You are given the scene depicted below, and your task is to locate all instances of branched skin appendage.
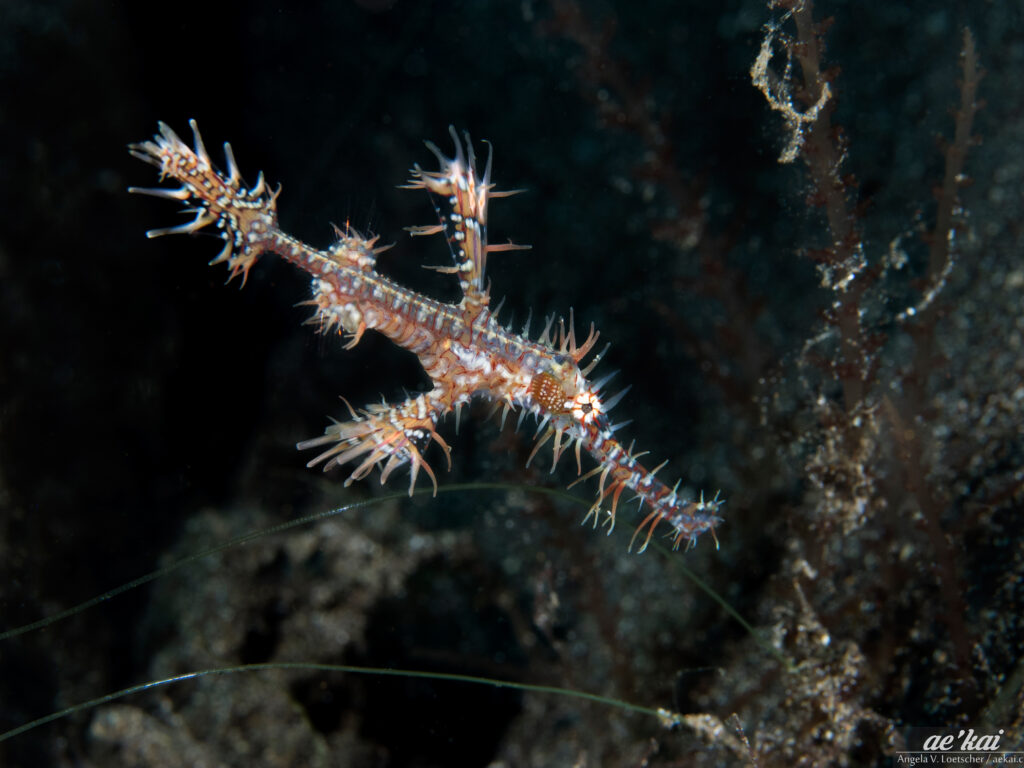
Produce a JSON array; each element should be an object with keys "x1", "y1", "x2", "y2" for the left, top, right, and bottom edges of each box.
[{"x1": 130, "y1": 121, "x2": 724, "y2": 551}]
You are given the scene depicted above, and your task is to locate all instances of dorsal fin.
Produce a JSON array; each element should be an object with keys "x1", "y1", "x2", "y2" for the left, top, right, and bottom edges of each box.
[{"x1": 403, "y1": 127, "x2": 526, "y2": 309}]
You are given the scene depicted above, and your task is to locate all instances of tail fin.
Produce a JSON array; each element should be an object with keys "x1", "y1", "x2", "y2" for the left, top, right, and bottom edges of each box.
[{"x1": 129, "y1": 120, "x2": 280, "y2": 286}]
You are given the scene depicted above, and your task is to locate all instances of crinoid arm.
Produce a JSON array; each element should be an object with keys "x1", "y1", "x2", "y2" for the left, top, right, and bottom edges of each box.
[{"x1": 297, "y1": 394, "x2": 452, "y2": 496}]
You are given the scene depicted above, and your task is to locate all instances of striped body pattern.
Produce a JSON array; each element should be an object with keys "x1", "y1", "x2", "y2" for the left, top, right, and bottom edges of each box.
[{"x1": 130, "y1": 121, "x2": 723, "y2": 551}]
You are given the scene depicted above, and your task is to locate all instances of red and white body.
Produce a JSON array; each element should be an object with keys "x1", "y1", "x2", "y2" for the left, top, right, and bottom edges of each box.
[{"x1": 130, "y1": 121, "x2": 722, "y2": 551}]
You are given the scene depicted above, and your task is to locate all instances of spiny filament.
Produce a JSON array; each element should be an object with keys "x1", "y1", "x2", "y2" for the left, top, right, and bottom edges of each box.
[{"x1": 130, "y1": 120, "x2": 724, "y2": 552}]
